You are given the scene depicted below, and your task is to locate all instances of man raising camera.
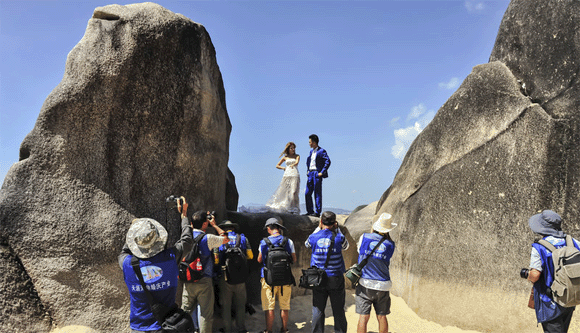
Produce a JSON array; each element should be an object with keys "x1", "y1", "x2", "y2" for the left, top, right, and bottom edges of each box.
[
  {"x1": 179, "y1": 207, "x2": 229, "y2": 333},
  {"x1": 118, "y1": 198, "x2": 194, "y2": 332}
]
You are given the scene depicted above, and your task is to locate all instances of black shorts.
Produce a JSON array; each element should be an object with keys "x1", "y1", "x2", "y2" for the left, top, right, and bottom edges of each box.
[{"x1": 355, "y1": 284, "x2": 391, "y2": 316}]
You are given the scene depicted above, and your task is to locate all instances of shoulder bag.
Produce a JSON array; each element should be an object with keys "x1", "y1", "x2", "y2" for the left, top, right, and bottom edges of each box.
[{"x1": 299, "y1": 232, "x2": 335, "y2": 289}]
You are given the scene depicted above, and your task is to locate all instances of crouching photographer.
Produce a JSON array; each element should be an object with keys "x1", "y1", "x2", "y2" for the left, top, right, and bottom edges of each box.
[
  {"x1": 522, "y1": 210, "x2": 580, "y2": 333},
  {"x1": 118, "y1": 196, "x2": 195, "y2": 333}
]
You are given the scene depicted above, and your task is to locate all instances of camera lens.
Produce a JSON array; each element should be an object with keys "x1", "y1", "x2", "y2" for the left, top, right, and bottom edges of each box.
[{"x1": 520, "y1": 268, "x2": 529, "y2": 279}]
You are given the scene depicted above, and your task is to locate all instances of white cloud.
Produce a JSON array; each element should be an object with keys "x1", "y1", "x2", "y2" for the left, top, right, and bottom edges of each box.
[
  {"x1": 407, "y1": 103, "x2": 426, "y2": 121},
  {"x1": 418, "y1": 111, "x2": 436, "y2": 128},
  {"x1": 392, "y1": 122, "x2": 422, "y2": 160},
  {"x1": 465, "y1": 1, "x2": 485, "y2": 12},
  {"x1": 390, "y1": 116, "x2": 401, "y2": 127},
  {"x1": 391, "y1": 106, "x2": 436, "y2": 160},
  {"x1": 439, "y1": 77, "x2": 460, "y2": 90}
]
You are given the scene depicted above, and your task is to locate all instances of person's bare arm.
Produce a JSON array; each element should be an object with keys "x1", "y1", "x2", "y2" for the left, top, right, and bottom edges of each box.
[
  {"x1": 275, "y1": 157, "x2": 286, "y2": 170},
  {"x1": 528, "y1": 269, "x2": 541, "y2": 283}
]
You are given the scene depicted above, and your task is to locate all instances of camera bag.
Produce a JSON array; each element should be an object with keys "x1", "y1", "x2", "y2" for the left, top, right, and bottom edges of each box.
[
  {"x1": 131, "y1": 256, "x2": 195, "y2": 333},
  {"x1": 299, "y1": 233, "x2": 335, "y2": 289},
  {"x1": 345, "y1": 234, "x2": 388, "y2": 287},
  {"x1": 538, "y1": 235, "x2": 580, "y2": 307},
  {"x1": 223, "y1": 234, "x2": 249, "y2": 285},
  {"x1": 263, "y1": 236, "x2": 295, "y2": 295}
]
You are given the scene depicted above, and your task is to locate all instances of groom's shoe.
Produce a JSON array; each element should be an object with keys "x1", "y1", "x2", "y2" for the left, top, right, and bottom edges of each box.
[{"x1": 307, "y1": 213, "x2": 320, "y2": 218}]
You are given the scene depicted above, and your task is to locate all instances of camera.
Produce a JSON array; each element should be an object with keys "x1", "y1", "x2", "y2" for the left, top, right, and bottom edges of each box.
[
  {"x1": 520, "y1": 268, "x2": 530, "y2": 279},
  {"x1": 166, "y1": 195, "x2": 183, "y2": 209},
  {"x1": 206, "y1": 211, "x2": 216, "y2": 221}
]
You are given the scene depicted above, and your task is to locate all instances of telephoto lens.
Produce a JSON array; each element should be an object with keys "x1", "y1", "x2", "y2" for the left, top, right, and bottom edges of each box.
[{"x1": 520, "y1": 268, "x2": 530, "y2": 279}]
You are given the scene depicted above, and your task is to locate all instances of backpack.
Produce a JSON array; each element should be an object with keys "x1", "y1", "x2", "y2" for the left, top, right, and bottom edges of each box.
[
  {"x1": 538, "y1": 235, "x2": 580, "y2": 307},
  {"x1": 223, "y1": 234, "x2": 248, "y2": 285},
  {"x1": 178, "y1": 232, "x2": 206, "y2": 282},
  {"x1": 264, "y1": 236, "x2": 294, "y2": 287}
]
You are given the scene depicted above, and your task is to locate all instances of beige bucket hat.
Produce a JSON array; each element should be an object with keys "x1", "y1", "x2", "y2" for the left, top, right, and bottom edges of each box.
[
  {"x1": 126, "y1": 218, "x2": 168, "y2": 259},
  {"x1": 372, "y1": 213, "x2": 398, "y2": 234}
]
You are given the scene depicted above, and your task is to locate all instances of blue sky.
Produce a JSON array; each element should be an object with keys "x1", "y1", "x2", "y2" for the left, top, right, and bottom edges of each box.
[{"x1": 0, "y1": 0, "x2": 510, "y2": 211}]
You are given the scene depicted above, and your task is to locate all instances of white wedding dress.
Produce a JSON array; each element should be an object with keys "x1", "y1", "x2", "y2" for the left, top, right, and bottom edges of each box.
[
  {"x1": 238, "y1": 158, "x2": 301, "y2": 214},
  {"x1": 265, "y1": 158, "x2": 301, "y2": 214}
]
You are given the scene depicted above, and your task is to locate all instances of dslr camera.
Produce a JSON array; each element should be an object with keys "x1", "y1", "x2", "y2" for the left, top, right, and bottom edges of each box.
[
  {"x1": 166, "y1": 195, "x2": 183, "y2": 209},
  {"x1": 206, "y1": 211, "x2": 216, "y2": 221},
  {"x1": 520, "y1": 268, "x2": 530, "y2": 279}
]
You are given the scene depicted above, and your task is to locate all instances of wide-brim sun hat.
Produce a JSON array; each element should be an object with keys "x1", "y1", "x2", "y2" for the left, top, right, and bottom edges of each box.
[
  {"x1": 372, "y1": 213, "x2": 398, "y2": 234},
  {"x1": 263, "y1": 217, "x2": 286, "y2": 230},
  {"x1": 126, "y1": 218, "x2": 168, "y2": 259},
  {"x1": 218, "y1": 220, "x2": 239, "y2": 230},
  {"x1": 528, "y1": 209, "x2": 565, "y2": 238}
]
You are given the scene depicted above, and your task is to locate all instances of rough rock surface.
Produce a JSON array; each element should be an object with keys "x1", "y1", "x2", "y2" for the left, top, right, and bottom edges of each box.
[
  {"x1": 375, "y1": 0, "x2": 580, "y2": 331},
  {"x1": 225, "y1": 167, "x2": 239, "y2": 211},
  {"x1": 0, "y1": 3, "x2": 231, "y2": 332},
  {"x1": 343, "y1": 201, "x2": 378, "y2": 242},
  {"x1": 226, "y1": 211, "x2": 358, "y2": 301}
]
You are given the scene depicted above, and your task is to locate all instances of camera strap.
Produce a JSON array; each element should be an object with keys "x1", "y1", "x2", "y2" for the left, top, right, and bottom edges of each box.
[
  {"x1": 322, "y1": 232, "x2": 336, "y2": 269},
  {"x1": 131, "y1": 256, "x2": 169, "y2": 322},
  {"x1": 358, "y1": 234, "x2": 388, "y2": 269}
]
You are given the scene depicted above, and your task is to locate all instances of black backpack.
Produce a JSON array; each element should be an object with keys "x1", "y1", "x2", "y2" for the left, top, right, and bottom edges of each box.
[
  {"x1": 223, "y1": 234, "x2": 249, "y2": 285},
  {"x1": 178, "y1": 232, "x2": 206, "y2": 282},
  {"x1": 264, "y1": 236, "x2": 294, "y2": 288}
]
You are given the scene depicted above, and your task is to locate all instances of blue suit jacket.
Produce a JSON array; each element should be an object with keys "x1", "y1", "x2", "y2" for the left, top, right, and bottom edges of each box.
[{"x1": 306, "y1": 147, "x2": 331, "y2": 178}]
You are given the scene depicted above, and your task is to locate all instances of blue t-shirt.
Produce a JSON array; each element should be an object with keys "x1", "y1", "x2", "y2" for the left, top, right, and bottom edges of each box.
[{"x1": 122, "y1": 248, "x2": 178, "y2": 331}]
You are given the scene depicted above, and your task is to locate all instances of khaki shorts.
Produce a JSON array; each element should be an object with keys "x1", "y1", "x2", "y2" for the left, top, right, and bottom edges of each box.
[{"x1": 260, "y1": 278, "x2": 291, "y2": 311}]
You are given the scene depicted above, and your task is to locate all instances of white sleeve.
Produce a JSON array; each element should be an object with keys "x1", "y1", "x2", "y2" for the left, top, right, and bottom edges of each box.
[
  {"x1": 305, "y1": 234, "x2": 312, "y2": 248},
  {"x1": 530, "y1": 247, "x2": 542, "y2": 271},
  {"x1": 206, "y1": 234, "x2": 226, "y2": 250},
  {"x1": 341, "y1": 235, "x2": 349, "y2": 251},
  {"x1": 288, "y1": 239, "x2": 296, "y2": 254}
]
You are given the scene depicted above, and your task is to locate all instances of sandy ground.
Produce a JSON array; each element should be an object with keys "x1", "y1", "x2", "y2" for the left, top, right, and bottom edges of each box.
[
  {"x1": 243, "y1": 292, "x2": 483, "y2": 333},
  {"x1": 51, "y1": 292, "x2": 482, "y2": 333}
]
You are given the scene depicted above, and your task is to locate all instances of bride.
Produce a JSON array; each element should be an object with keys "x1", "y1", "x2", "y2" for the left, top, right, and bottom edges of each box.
[{"x1": 265, "y1": 142, "x2": 301, "y2": 214}]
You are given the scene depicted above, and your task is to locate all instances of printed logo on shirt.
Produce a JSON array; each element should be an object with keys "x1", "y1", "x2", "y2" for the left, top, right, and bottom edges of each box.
[
  {"x1": 369, "y1": 241, "x2": 387, "y2": 254},
  {"x1": 140, "y1": 265, "x2": 164, "y2": 283},
  {"x1": 317, "y1": 238, "x2": 332, "y2": 248}
]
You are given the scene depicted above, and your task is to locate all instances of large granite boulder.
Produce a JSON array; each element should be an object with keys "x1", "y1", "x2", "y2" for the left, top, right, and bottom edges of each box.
[
  {"x1": 0, "y1": 3, "x2": 232, "y2": 332},
  {"x1": 375, "y1": 0, "x2": 580, "y2": 332}
]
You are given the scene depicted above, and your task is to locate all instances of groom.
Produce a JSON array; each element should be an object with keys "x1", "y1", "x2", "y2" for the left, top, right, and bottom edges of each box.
[{"x1": 305, "y1": 134, "x2": 331, "y2": 217}]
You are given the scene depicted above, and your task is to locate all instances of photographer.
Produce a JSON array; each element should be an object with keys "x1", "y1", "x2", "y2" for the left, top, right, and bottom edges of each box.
[
  {"x1": 118, "y1": 199, "x2": 193, "y2": 332},
  {"x1": 524, "y1": 210, "x2": 580, "y2": 333},
  {"x1": 355, "y1": 213, "x2": 396, "y2": 333},
  {"x1": 180, "y1": 208, "x2": 228, "y2": 333},
  {"x1": 304, "y1": 211, "x2": 349, "y2": 333}
]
